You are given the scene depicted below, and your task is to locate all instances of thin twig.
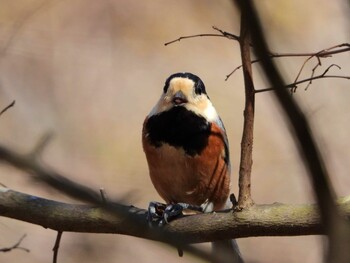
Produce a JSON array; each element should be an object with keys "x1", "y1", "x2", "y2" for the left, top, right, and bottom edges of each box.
[
  {"x1": 301, "y1": 58, "x2": 322, "y2": 92},
  {"x1": 52, "y1": 231, "x2": 63, "y2": 263},
  {"x1": 267, "y1": 44, "x2": 350, "y2": 59},
  {"x1": 164, "y1": 33, "x2": 226, "y2": 46},
  {"x1": 164, "y1": 26, "x2": 240, "y2": 46},
  {"x1": 255, "y1": 75, "x2": 349, "y2": 94},
  {"x1": 226, "y1": 65, "x2": 244, "y2": 80},
  {"x1": 0, "y1": 100, "x2": 15, "y2": 117},
  {"x1": 0, "y1": 234, "x2": 30, "y2": 253},
  {"x1": 294, "y1": 44, "x2": 350, "y2": 84},
  {"x1": 212, "y1": 26, "x2": 241, "y2": 41},
  {"x1": 322, "y1": 64, "x2": 341, "y2": 76},
  {"x1": 304, "y1": 64, "x2": 341, "y2": 91},
  {"x1": 226, "y1": 44, "x2": 350, "y2": 81}
]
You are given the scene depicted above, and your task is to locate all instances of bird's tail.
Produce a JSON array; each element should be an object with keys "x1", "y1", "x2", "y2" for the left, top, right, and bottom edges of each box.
[{"x1": 212, "y1": 239, "x2": 243, "y2": 263}]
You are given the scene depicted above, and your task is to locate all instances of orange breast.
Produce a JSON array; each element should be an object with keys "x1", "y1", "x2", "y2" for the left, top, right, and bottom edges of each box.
[{"x1": 142, "y1": 120, "x2": 230, "y2": 211}]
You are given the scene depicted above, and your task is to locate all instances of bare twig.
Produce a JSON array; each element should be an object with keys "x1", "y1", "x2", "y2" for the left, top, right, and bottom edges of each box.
[
  {"x1": 322, "y1": 64, "x2": 342, "y2": 76},
  {"x1": 301, "y1": 58, "x2": 322, "y2": 92},
  {"x1": 304, "y1": 64, "x2": 341, "y2": 91},
  {"x1": 164, "y1": 33, "x2": 226, "y2": 46},
  {"x1": 226, "y1": 44, "x2": 350, "y2": 81},
  {"x1": 226, "y1": 64, "x2": 244, "y2": 80},
  {"x1": 164, "y1": 26, "x2": 240, "y2": 46},
  {"x1": 294, "y1": 44, "x2": 349, "y2": 84},
  {"x1": 0, "y1": 234, "x2": 30, "y2": 253},
  {"x1": 164, "y1": 27, "x2": 349, "y2": 86},
  {"x1": 255, "y1": 75, "x2": 349, "y2": 94},
  {"x1": 269, "y1": 44, "x2": 350, "y2": 58},
  {"x1": 211, "y1": 26, "x2": 241, "y2": 41},
  {"x1": 52, "y1": 231, "x2": 63, "y2": 263},
  {"x1": 0, "y1": 100, "x2": 15, "y2": 117}
]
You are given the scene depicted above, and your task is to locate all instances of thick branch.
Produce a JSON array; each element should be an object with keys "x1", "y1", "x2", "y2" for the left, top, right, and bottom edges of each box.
[{"x1": 1, "y1": 187, "x2": 350, "y2": 243}]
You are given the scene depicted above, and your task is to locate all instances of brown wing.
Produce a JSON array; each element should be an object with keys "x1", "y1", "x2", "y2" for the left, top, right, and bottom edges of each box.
[{"x1": 190, "y1": 122, "x2": 231, "y2": 210}]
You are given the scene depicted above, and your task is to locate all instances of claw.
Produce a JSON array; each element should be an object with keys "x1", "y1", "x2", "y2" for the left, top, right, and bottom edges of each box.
[
  {"x1": 147, "y1": 201, "x2": 203, "y2": 226},
  {"x1": 147, "y1": 201, "x2": 166, "y2": 225},
  {"x1": 230, "y1": 193, "x2": 238, "y2": 207},
  {"x1": 162, "y1": 203, "x2": 183, "y2": 224}
]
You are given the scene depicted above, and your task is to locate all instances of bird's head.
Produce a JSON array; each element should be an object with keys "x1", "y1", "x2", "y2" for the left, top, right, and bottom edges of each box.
[{"x1": 149, "y1": 72, "x2": 218, "y2": 121}]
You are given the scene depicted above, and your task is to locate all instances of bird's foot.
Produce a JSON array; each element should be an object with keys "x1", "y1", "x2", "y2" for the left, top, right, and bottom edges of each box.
[
  {"x1": 147, "y1": 201, "x2": 203, "y2": 226},
  {"x1": 147, "y1": 201, "x2": 166, "y2": 225}
]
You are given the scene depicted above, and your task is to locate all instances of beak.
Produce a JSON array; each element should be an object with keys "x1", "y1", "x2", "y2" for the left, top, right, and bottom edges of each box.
[{"x1": 172, "y1": 91, "x2": 188, "y2": 105}]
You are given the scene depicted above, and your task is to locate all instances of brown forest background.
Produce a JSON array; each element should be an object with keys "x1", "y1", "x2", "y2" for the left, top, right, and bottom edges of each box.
[{"x1": 0, "y1": 0, "x2": 349, "y2": 262}]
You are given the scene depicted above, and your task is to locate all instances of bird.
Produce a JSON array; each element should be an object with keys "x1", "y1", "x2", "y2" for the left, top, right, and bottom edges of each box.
[{"x1": 142, "y1": 72, "x2": 243, "y2": 263}]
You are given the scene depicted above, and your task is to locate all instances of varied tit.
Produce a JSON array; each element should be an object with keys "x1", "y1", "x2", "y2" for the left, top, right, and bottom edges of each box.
[{"x1": 142, "y1": 72, "x2": 231, "y2": 213}]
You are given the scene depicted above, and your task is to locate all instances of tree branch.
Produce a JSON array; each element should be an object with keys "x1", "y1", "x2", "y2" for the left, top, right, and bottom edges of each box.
[
  {"x1": 1, "y1": 187, "x2": 350, "y2": 242},
  {"x1": 236, "y1": 1, "x2": 255, "y2": 209},
  {"x1": 1, "y1": 140, "x2": 349, "y2": 244}
]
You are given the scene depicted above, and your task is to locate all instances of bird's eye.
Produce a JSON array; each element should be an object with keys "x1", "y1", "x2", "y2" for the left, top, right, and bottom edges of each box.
[
  {"x1": 194, "y1": 81, "x2": 206, "y2": 95},
  {"x1": 163, "y1": 83, "x2": 169, "y2": 93}
]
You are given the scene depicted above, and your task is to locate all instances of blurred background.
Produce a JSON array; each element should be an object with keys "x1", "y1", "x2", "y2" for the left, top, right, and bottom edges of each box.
[{"x1": 0, "y1": 0, "x2": 349, "y2": 262}]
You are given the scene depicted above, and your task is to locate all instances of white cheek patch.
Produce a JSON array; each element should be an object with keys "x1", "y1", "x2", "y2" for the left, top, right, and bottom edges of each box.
[
  {"x1": 202, "y1": 103, "x2": 219, "y2": 122},
  {"x1": 184, "y1": 100, "x2": 219, "y2": 123}
]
